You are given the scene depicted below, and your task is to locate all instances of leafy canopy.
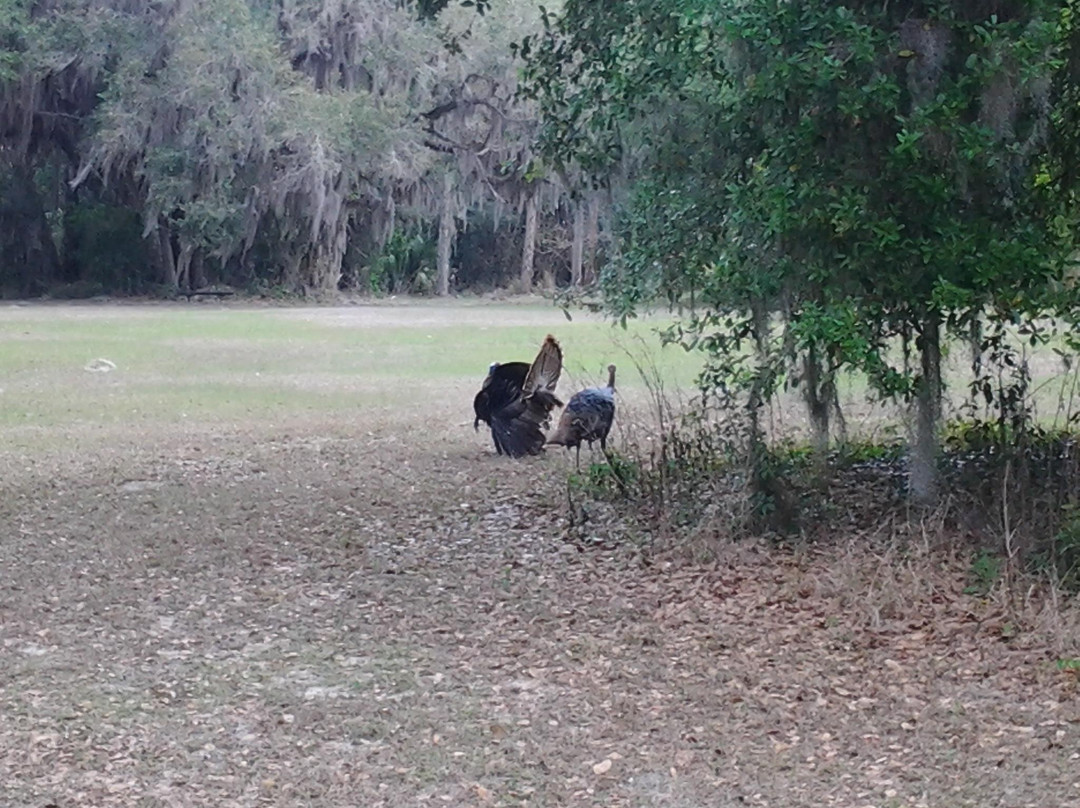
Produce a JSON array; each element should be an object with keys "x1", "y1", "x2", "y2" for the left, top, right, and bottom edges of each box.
[{"x1": 525, "y1": 0, "x2": 1079, "y2": 403}]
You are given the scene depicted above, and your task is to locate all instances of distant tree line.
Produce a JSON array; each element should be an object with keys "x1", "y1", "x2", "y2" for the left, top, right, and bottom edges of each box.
[{"x1": 0, "y1": 0, "x2": 604, "y2": 298}]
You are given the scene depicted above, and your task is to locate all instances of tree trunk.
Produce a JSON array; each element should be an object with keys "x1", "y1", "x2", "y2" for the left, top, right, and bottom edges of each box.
[
  {"x1": 570, "y1": 201, "x2": 585, "y2": 287},
  {"x1": 282, "y1": 246, "x2": 304, "y2": 293},
  {"x1": 747, "y1": 301, "x2": 796, "y2": 531},
  {"x1": 520, "y1": 190, "x2": 538, "y2": 292},
  {"x1": 175, "y1": 241, "x2": 195, "y2": 292},
  {"x1": 803, "y1": 342, "x2": 831, "y2": 458},
  {"x1": 153, "y1": 222, "x2": 178, "y2": 288},
  {"x1": 436, "y1": 169, "x2": 455, "y2": 296},
  {"x1": 910, "y1": 313, "x2": 943, "y2": 506},
  {"x1": 190, "y1": 250, "x2": 207, "y2": 290},
  {"x1": 383, "y1": 194, "x2": 396, "y2": 248},
  {"x1": 584, "y1": 195, "x2": 600, "y2": 285},
  {"x1": 831, "y1": 382, "x2": 848, "y2": 444},
  {"x1": 969, "y1": 317, "x2": 982, "y2": 380},
  {"x1": 802, "y1": 342, "x2": 846, "y2": 486},
  {"x1": 304, "y1": 215, "x2": 348, "y2": 296}
]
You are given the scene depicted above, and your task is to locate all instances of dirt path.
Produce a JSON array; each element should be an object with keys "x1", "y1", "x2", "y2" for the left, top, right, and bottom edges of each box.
[{"x1": 1, "y1": 302, "x2": 1077, "y2": 807}]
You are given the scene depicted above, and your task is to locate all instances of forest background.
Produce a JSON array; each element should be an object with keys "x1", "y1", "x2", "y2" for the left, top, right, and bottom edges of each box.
[{"x1": 6, "y1": 0, "x2": 1080, "y2": 571}]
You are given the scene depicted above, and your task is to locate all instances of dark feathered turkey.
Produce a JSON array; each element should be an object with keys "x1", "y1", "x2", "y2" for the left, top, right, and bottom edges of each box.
[
  {"x1": 473, "y1": 335, "x2": 563, "y2": 457},
  {"x1": 547, "y1": 364, "x2": 616, "y2": 465}
]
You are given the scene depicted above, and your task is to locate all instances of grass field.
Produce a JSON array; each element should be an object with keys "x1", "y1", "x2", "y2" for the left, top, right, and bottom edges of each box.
[
  {"x1": 0, "y1": 299, "x2": 701, "y2": 439},
  {"x1": 1, "y1": 299, "x2": 1078, "y2": 808}
]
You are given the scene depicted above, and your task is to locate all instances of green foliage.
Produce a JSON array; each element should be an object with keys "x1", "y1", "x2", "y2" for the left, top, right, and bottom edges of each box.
[
  {"x1": 1049, "y1": 506, "x2": 1080, "y2": 591},
  {"x1": 368, "y1": 228, "x2": 437, "y2": 295},
  {"x1": 415, "y1": 0, "x2": 491, "y2": 21},
  {"x1": 1, "y1": 0, "x2": 554, "y2": 296},
  {"x1": 526, "y1": 0, "x2": 1080, "y2": 506},
  {"x1": 0, "y1": 0, "x2": 29, "y2": 80},
  {"x1": 95, "y1": 0, "x2": 311, "y2": 262},
  {"x1": 565, "y1": 453, "x2": 630, "y2": 499},
  {"x1": 965, "y1": 550, "x2": 1003, "y2": 596},
  {"x1": 833, "y1": 440, "x2": 905, "y2": 465}
]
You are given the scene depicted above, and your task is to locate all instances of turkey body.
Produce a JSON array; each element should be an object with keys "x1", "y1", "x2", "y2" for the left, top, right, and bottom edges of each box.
[
  {"x1": 547, "y1": 364, "x2": 616, "y2": 464},
  {"x1": 473, "y1": 336, "x2": 563, "y2": 457}
]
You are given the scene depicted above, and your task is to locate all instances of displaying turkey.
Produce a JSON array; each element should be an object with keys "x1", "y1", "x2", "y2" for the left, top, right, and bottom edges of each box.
[
  {"x1": 473, "y1": 335, "x2": 564, "y2": 457},
  {"x1": 547, "y1": 364, "x2": 616, "y2": 466}
]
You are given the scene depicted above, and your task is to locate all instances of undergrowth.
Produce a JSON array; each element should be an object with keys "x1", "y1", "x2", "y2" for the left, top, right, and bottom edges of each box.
[{"x1": 563, "y1": 346, "x2": 1080, "y2": 598}]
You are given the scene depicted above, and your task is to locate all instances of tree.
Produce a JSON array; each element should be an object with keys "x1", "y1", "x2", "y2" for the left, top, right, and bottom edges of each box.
[
  {"x1": 81, "y1": 0, "x2": 436, "y2": 295},
  {"x1": 0, "y1": 0, "x2": 559, "y2": 298},
  {"x1": 419, "y1": 1, "x2": 557, "y2": 294},
  {"x1": 525, "y1": 0, "x2": 1080, "y2": 505}
]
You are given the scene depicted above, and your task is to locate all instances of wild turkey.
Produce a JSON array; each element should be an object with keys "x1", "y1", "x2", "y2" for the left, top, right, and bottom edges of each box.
[
  {"x1": 473, "y1": 335, "x2": 563, "y2": 457},
  {"x1": 547, "y1": 364, "x2": 616, "y2": 466}
]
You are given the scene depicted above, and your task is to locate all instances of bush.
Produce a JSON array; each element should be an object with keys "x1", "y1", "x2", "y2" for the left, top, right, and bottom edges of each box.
[
  {"x1": 563, "y1": 386, "x2": 1080, "y2": 573},
  {"x1": 367, "y1": 228, "x2": 437, "y2": 295},
  {"x1": 1044, "y1": 507, "x2": 1080, "y2": 592}
]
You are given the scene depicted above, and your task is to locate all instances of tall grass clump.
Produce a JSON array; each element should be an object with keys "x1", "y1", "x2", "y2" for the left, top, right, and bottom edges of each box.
[{"x1": 562, "y1": 349, "x2": 802, "y2": 556}]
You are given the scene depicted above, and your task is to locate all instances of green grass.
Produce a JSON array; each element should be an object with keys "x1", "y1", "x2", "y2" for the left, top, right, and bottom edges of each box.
[
  {"x1": 4, "y1": 301, "x2": 1075, "y2": 448},
  {"x1": 0, "y1": 302, "x2": 704, "y2": 435}
]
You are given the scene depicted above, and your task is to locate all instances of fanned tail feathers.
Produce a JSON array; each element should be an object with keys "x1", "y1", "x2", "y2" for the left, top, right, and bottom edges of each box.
[
  {"x1": 522, "y1": 335, "x2": 562, "y2": 398},
  {"x1": 520, "y1": 335, "x2": 564, "y2": 434}
]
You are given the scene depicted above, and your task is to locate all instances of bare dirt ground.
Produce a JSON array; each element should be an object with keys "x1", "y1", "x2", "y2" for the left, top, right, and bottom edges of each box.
[{"x1": 1, "y1": 303, "x2": 1078, "y2": 808}]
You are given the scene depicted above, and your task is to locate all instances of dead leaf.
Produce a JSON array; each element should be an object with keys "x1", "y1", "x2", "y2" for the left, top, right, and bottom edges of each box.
[{"x1": 473, "y1": 783, "x2": 492, "y2": 802}]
